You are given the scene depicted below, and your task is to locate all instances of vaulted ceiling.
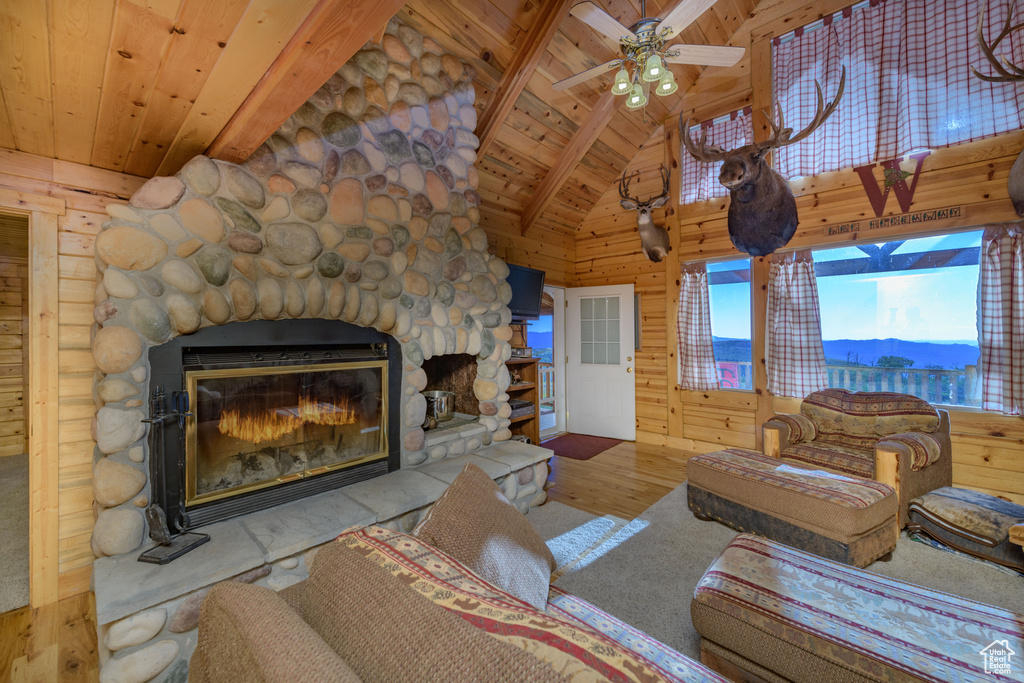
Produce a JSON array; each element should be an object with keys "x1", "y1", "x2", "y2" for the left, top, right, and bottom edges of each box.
[{"x1": 0, "y1": 0, "x2": 791, "y2": 248}]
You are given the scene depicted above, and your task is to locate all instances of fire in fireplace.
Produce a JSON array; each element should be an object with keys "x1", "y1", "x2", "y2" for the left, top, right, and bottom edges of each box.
[{"x1": 148, "y1": 320, "x2": 401, "y2": 532}]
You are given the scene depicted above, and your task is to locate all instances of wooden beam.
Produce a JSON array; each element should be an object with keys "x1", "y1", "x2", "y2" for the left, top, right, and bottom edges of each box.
[
  {"x1": 28, "y1": 208, "x2": 60, "y2": 607},
  {"x1": 475, "y1": 0, "x2": 574, "y2": 158},
  {"x1": 750, "y1": 37, "x2": 773, "y2": 449},
  {"x1": 206, "y1": 0, "x2": 406, "y2": 165},
  {"x1": 521, "y1": 89, "x2": 620, "y2": 235}
]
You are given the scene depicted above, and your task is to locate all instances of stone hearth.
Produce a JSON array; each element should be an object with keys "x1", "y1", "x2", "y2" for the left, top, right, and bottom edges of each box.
[{"x1": 87, "y1": 17, "x2": 551, "y2": 683}]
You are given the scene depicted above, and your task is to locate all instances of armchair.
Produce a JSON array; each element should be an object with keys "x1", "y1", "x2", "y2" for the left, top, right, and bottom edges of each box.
[{"x1": 763, "y1": 389, "x2": 952, "y2": 527}]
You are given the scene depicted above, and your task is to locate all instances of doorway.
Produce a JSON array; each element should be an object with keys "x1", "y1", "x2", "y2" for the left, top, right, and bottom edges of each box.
[
  {"x1": 0, "y1": 213, "x2": 29, "y2": 613},
  {"x1": 537, "y1": 286, "x2": 565, "y2": 439}
]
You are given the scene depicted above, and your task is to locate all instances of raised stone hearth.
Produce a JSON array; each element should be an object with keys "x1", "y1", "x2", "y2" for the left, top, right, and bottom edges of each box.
[{"x1": 88, "y1": 17, "x2": 552, "y2": 683}]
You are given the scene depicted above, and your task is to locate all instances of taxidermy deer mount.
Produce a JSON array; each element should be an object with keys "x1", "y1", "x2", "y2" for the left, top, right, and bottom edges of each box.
[
  {"x1": 680, "y1": 68, "x2": 846, "y2": 257},
  {"x1": 972, "y1": 1, "x2": 1024, "y2": 216},
  {"x1": 619, "y1": 165, "x2": 671, "y2": 263}
]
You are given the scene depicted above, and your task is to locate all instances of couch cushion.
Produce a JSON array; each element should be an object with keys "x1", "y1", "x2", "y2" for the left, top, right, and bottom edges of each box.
[
  {"x1": 802, "y1": 389, "x2": 940, "y2": 447},
  {"x1": 313, "y1": 526, "x2": 721, "y2": 683},
  {"x1": 412, "y1": 462, "x2": 555, "y2": 609},
  {"x1": 191, "y1": 582, "x2": 361, "y2": 683},
  {"x1": 692, "y1": 534, "x2": 1024, "y2": 683},
  {"x1": 782, "y1": 442, "x2": 875, "y2": 479}
]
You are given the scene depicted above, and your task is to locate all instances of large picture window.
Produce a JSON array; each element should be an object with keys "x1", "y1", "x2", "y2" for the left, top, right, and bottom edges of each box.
[
  {"x1": 708, "y1": 259, "x2": 753, "y2": 390},
  {"x1": 814, "y1": 231, "x2": 983, "y2": 406}
]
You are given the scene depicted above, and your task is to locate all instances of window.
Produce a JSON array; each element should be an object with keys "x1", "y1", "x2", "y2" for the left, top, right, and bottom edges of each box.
[
  {"x1": 580, "y1": 296, "x2": 619, "y2": 365},
  {"x1": 708, "y1": 259, "x2": 752, "y2": 390},
  {"x1": 814, "y1": 231, "x2": 982, "y2": 406}
]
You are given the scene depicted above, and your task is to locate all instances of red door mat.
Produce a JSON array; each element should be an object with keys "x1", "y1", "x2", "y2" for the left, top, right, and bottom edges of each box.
[{"x1": 542, "y1": 433, "x2": 622, "y2": 461}]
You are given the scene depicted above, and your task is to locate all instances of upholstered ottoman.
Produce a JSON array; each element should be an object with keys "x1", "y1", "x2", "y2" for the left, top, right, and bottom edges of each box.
[
  {"x1": 687, "y1": 448, "x2": 898, "y2": 567},
  {"x1": 908, "y1": 486, "x2": 1024, "y2": 572},
  {"x1": 692, "y1": 534, "x2": 1024, "y2": 683}
]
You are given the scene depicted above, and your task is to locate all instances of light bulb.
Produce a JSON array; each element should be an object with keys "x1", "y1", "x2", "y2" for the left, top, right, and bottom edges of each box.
[
  {"x1": 656, "y1": 70, "x2": 677, "y2": 96},
  {"x1": 611, "y1": 68, "x2": 631, "y2": 95},
  {"x1": 642, "y1": 54, "x2": 663, "y2": 82},
  {"x1": 625, "y1": 82, "x2": 648, "y2": 109}
]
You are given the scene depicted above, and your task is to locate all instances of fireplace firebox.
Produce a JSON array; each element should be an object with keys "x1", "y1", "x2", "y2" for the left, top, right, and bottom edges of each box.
[{"x1": 148, "y1": 320, "x2": 401, "y2": 533}]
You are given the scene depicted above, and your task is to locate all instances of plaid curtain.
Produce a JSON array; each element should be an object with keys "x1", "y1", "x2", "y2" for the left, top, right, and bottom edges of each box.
[
  {"x1": 979, "y1": 224, "x2": 1024, "y2": 415},
  {"x1": 766, "y1": 251, "x2": 828, "y2": 397},
  {"x1": 679, "y1": 108, "x2": 753, "y2": 204},
  {"x1": 772, "y1": 0, "x2": 1024, "y2": 178},
  {"x1": 677, "y1": 263, "x2": 720, "y2": 390}
]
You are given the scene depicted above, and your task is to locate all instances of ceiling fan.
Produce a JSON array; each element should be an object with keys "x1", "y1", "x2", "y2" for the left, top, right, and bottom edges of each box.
[{"x1": 554, "y1": 0, "x2": 745, "y2": 105}]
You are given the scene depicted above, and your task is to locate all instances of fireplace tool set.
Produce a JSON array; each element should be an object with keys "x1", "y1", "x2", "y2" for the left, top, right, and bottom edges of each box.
[{"x1": 138, "y1": 385, "x2": 210, "y2": 564}]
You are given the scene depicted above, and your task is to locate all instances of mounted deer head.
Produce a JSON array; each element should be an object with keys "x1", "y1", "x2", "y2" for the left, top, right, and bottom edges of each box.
[
  {"x1": 972, "y1": 1, "x2": 1024, "y2": 216},
  {"x1": 680, "y1": 67, "x2": 846, "y2": 256},
  {"x1": 619, "y1": 165, "x2": 671, "y2": 263}
]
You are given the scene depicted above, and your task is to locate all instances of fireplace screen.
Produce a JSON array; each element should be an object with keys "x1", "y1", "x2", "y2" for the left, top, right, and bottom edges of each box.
[{"x1": 185, "y1": 360, "x2": 387, "y2": 506}]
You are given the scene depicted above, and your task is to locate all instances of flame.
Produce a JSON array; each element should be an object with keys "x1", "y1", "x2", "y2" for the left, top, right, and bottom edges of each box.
[{"x1": 217, "y1": 394, "x2": 359, "y2": 445}]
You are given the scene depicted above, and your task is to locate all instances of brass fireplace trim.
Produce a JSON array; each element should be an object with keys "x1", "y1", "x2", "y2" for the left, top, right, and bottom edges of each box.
[{"x1": 184, "y1": 359, "x2": 389, "y2": 507}]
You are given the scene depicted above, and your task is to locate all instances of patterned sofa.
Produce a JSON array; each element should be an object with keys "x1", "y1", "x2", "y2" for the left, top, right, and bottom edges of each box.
[
  {"x1": 763, "y1": 389, "x2": 953, "y2": 526},
  {"x1": 189, "y1": 526, "x2": 728, "y2": 683}
]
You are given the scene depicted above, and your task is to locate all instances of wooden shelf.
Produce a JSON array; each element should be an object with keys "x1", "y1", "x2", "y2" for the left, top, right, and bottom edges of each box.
[{"x1": 505, "y1": 356, "x2": 540, "y2": 444}]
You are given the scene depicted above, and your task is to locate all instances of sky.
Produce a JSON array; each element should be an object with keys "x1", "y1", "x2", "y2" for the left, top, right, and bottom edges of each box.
[{"x1": 708, "y1": 230, "x2": 983, "y2": 343}]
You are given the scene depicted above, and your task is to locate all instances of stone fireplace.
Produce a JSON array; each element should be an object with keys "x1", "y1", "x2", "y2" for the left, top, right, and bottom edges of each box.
[{"x1": 87, "y1": 18, "x2": 552, "y2": 682}]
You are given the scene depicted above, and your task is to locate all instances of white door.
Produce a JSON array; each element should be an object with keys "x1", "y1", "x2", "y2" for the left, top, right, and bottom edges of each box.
[
  {"x1": 566, "y1": 284, "x2": 635, "y2": 440},
  {"x1": 541, "y1": 286, "x2": 566, "y2": 439}
]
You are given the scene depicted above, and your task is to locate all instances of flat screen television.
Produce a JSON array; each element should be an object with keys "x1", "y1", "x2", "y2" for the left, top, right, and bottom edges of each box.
[{"x1": 506, "y1": 264, "x2": 546, "y2": 320}]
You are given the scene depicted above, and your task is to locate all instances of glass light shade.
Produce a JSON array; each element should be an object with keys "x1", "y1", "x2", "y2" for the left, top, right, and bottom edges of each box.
[
  {"x1": 611, "y1": 68, "x2": 631, "y2": 95},
  {"x1": 656, "y1": 71, "x2": 678, "y2": 96},
  {"x1": 625, "y1": 82, "x2": 648, "y2": 109},
  {"x1": 642, "y1": 54, "x2": 664, "y2": 82}
]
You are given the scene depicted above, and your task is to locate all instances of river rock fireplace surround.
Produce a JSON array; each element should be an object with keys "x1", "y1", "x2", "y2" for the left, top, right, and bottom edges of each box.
[{"x1": 87, "y1": 18, "x2": 553, "y2": 683}]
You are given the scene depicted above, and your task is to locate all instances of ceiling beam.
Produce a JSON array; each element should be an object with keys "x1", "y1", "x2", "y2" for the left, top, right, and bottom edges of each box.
[
  {"x1": 475, "y1": 0, "x2": 574, "y2": 159},
  {"x1": 206, "y1": 0, "x2": 406, "y2": 165},
  {"x1": 521, "y1": 88, "x2": 620, "y2": 235}
]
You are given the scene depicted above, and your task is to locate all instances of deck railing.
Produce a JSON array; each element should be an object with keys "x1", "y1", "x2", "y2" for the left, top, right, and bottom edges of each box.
[
  {"x1": 539, "y1": 362, "x2": 555, "y2": 404},
  {"x1": 715, "y1": 361, "x2": 980, "y2": 407}
]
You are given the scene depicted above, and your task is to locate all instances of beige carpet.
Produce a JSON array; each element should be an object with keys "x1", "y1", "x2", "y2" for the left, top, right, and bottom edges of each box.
[
  {"x1": 532, "y1": 482, "x2": 1024, "y2": 663},
  {"x1": 0, "y1": 453, "x2": 30, "y2": 614}
]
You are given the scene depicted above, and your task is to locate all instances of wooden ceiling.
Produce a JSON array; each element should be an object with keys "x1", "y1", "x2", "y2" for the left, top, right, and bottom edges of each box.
[{"x1": 0, "y1": 0, "x2": 772, "y2": 248}]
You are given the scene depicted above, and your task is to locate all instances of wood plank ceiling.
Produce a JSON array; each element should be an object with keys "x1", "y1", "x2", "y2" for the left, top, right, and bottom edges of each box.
[{"x1": 0, "y1": 0, "x2": 761, "y2": 252}]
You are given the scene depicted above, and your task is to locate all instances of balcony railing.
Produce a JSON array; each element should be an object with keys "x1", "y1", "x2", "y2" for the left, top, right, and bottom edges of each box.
[
  {"x1": 715, "y1": 361, "x2": 980, "y2": 407},
  {"x1": 539, "y1": 362, "x2": 555, "y2": 403}
]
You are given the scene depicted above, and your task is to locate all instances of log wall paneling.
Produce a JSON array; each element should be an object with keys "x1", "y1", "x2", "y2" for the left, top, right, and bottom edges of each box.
[
  {"x1": 0, "y1": 147, "x2": 145, "y2": 603},
  {"x1": 0, "y1": 250, "x2": 27, "y2": 458}
]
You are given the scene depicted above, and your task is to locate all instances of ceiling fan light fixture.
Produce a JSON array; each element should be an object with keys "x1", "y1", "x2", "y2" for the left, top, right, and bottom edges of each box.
[
  {"x1": 612, "y1": 68, "x2": 631, "y2": 95},
  {"x1": 642, "y1": 54, "x2": 664, "y2": 82},
  {"x1": 626, "y1": 82, "x2": 648, "y2": 108},
  {"x1": 656, "y1": 70, "x2": 677, "y2": 96}
]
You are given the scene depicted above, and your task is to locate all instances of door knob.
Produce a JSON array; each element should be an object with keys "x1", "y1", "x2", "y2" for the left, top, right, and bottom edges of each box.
[
  {"x1": 627, "y1": 356, "x2": 633, "y2": 361},
  {"x1": 627, "y1": 367, "x2": 633, "y2": 373}
]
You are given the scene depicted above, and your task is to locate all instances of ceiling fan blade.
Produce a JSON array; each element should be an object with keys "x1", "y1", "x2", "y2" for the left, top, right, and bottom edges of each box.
[
  {"x1": 570, "y1": 1, "x2": 637, "y2": 42},
  {"x1": 552, "y1": 59, "x2": 622, "y2": 91},
  {"x1": 656, "y1": 0, "x2": 719, "y2": 41},
  {"x1": 665, "y1": 44, "x2": 745, "y2": 68}
]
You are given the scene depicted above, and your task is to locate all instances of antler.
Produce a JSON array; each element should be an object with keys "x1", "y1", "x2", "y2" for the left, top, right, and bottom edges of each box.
[
  {"x1": 619, "y1": 166, "x2": 671, "y2": 203},
  {"x1": 972, "y1": 0, "x2": 1024, "y2": 82},
  {"x1": 679, "y1": 118, "x2": 731, "y2": 163},
  {"x1": 760, "y1": 66, "x2": 847, "y2": 151}
]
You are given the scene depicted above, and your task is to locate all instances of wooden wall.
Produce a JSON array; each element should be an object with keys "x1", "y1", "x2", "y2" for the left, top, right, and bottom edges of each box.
[
  {"x1": 0, "y1": 227, "x2": 28, "y2": 458},
  {"x1": 0, "y1": 147, "x2": 146, "y2": 599}
]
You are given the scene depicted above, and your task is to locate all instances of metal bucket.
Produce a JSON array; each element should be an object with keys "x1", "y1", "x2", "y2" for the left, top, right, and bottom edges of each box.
[{"x1": 422, "y1": 390, "x2": 455, "y2": 422}]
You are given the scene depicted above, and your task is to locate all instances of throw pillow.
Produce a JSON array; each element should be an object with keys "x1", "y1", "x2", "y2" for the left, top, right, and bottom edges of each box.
[{"x1": 412, "y1": 462, "x2": 556, "y2": 610}]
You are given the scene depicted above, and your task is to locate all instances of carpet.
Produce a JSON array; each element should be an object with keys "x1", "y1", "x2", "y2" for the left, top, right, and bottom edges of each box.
[
  {"x1": 541, "y1": 482, "x2": 1024, "y2": 664},
  {"x1": 541, "y1": 433, "x2": 622, "y2": 460},
  {"x1": 0, "y1": 453, "x2": 30, "y2": 614},
  {"x1": 526, "y1": 501, "x2": 626, "y2": 577}
]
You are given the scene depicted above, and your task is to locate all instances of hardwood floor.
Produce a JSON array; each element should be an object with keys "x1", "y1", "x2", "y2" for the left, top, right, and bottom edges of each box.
[
  {"x1": 545, "y1": 439, "x2": 694, "y2": 520},
  {"x1": 0, "y1": 439, "x2": 694, "y2": 682}
]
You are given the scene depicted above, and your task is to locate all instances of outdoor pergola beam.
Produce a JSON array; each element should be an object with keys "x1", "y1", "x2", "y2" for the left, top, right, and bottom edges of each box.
[
  {"x1": 475, "y1": 0, "x2": 574, "y2": 158},
  {"x1": 206, "y1": 0, "x2": 406, "y2": 165},
  {"x1": 521, "y1": 88, "x2": 619, "y2": 235}
]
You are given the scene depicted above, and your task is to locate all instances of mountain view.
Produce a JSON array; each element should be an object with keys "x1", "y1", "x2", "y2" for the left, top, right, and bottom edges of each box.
[
  {"x1": 712, "y1": 337, "x2": 979, "y2": 369},
  {"x1": 529, "y1": 330, "x2": 553, "y2": 363}
]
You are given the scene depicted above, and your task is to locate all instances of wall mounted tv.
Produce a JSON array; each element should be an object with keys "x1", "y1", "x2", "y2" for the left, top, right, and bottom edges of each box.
[{"x1": 506, "y1": 264, "x2": 546, "y2": 320}]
